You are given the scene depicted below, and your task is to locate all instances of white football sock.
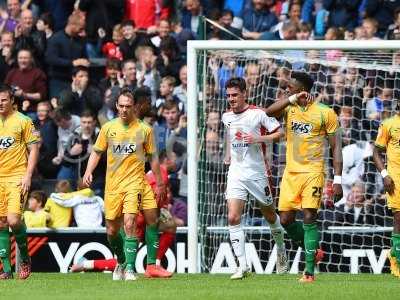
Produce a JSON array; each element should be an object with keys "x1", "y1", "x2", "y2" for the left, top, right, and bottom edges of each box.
[
  {"x1": 269, "y1": 214, "x2": 285, "y2": 252},
  {"x1": 229, "y1": 224, "x2": 247, "y2": 269}
]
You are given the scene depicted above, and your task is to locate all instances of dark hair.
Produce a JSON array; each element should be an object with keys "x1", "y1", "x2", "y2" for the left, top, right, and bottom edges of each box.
[
  {"x1": 106, "y1": 58, "x2": 121, "y2": 70},
  {"x1": 53, "y1": 108, "x2": 71, "y2": 122},
  {"x1": 225, "y1": 77, "x2": 246, "y2": 92},
  {"x1": 118, "y1": 87, "x2": 136, "y2": 104},
  {"x1": 121, "y1": 19, "x2": 135, "y2": 28},
  {"x1": 159, "y1": 149, "x2": 168, "y2": 162},
  {"x1": 72, "y1": 66, "x2": 89, "y2": 77},
  {"x1": 221, "y1": 9, "x2": 234, "y2": 19},
  {"x1": 0, "y1": 83, "x2": 13, "y2": 97},
  {"x1": 29, "y1": 190, "x2": 47, "y2": 207},
  {"x1": 163, "y1": 100, "x2": 180, "y2": 111},
  {"x1": 133, "y1": 86, "x2": 151, "y2": 104},
  {"x1": 291, "y1": 71, "x2": 314, "y2": 92},
  {"x1": 39, "y1": 12, "x2": 54, "y2": 30},
  {"x1": 80, "y1": 110, "x2": 96, "y2": 119}
]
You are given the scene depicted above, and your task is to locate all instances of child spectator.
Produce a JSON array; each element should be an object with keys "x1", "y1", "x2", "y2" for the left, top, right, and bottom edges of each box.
[
  {"x1": 50, "y1": 180, "x2": 104, "y2": 228},
  {"x1": 98, "y1": 58, "x2": 121, "y2": 94},
  {"x1": 36, "y1": 12, "x2": 54, "y2": 40},
  {"x1": 44, "y1": 180, "x2": 73, "y2": 228},
  {"x1": 155, "y1": 76, "x2": 184, "y2": 112},
  {"x1": 102, "y1": 24, "x2": 123, "y2": 60},
  {"x1": 24, "y1": 190, "x2": 50, "y2": 228}
]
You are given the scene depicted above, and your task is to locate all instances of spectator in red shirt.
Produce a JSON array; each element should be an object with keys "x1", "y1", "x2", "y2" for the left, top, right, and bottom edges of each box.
[
  {"x1": 125, "y1": 0, "x2": 170, "y2": 30},
  {"x1": 102, "y1": 24, "x2": 123, "y2": 60},
  {"x1": 4, "y1": 48, "x2": 47, "y2": 116}
]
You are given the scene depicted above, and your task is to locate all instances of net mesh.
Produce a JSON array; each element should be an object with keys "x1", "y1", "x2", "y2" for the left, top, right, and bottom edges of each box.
[{"x1": 196, "y1": 48, "x2": 398, "y2": 273}]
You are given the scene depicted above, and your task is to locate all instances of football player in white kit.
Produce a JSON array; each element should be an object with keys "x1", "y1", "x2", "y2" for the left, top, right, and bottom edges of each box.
[{"x1": 222, "y1": 77, "x2": 288, "y2": 279}]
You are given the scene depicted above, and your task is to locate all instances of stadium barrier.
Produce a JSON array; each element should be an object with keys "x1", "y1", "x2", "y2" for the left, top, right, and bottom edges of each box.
[{"x1": 8, "y1": 227, "x2": 392, "y2": 274}]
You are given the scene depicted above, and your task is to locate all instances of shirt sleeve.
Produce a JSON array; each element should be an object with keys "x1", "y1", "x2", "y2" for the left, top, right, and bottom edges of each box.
[
  {"x1": 93, "y1": 125, "x2": 108, "y2": 152},
  {"x1": 375, "y1": 121, "x2": 389, "y2": 148},
  {"x1": 260, "y1": 111, "x2": 280, "y2": 133},
  {"x1": 325, "y1": 108, "x2": 339, "y2": 135},
  {"x1": 23, "y1": 119, "x2": 40, "y2": 145},
  {"x1": 144, "y1": 127, "x2": 156, "y2": 155}
]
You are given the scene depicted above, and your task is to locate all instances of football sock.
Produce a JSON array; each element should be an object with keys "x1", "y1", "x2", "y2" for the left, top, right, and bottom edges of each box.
[
  {"x1": 269, "y1": 214, "x2": 285, "y2": 252},
  {"x1": 107, "y1": 233, "x2": 125, "y2": 264},
  {"x1": 303, "y1": 223, "x2": 319, "y2": 275},
  {"x1": 284, "y1": 221, "x2": 305, "y2": 248},
  {"x1": 146, "y1": 224, "x2": 159, "y2": 265},
  {"x1": 12, "y1": 222, "x2": 29, "y2": 262},
  {"x1": 124, "y1": 236, "x2": 138, "y2": 271},
  {"x1": 93, "y1": 259, "x2": 117, "y2": 271},
  {"x1": 0, "y1": 229, "x2": 11, "y2": 273},
  {"x1": 157, "y1": 232, "x2": 175, "y2": 261},
  {"x1": 229, "y1": 224, "x2": 247, "y2": 269},
  {"x1": 391, "y1": 233, "x2": 400, "y2": 265}
]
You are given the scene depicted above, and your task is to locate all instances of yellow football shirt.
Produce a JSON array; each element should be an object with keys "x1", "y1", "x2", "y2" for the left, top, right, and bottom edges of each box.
[
  {"x1": 284, "y1": 102, "x2": 339, "y2": 173},
  {"x1": 24, "y1": 210, "x2": 48, "y2": 228},
  {"x1": 93, "y1": 118, "x2": 156, "y2": 193},
  {"x1": 0, "y1": 111, "x2": 40, "y2": 182},
  {"x1": 375, "y1": 115, "x2": 400, "y2": 175},
  {"x1": 44, "y1": 198, "x2": 72, "y2": 228}
]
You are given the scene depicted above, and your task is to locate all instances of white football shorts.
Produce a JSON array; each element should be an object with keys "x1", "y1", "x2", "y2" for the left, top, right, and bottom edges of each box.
[{"x1": 225, "y1": 175, "x2": 273, "y2": 206}]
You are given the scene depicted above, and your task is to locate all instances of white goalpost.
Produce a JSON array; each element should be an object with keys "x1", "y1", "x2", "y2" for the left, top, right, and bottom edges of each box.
[{"x1": 187, "y1": 40, "x2": 400, "y2": 274}]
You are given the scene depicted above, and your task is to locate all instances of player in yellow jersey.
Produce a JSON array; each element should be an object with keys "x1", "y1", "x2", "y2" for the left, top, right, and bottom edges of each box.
[
  {"x1": 0, "y1": 84, "x2": 40, "y2": 280},
  {"x1": 373, "y1": 111, "x2": 400, "y2": 278},
  {"x1": 265, "y1": 72, "x2": 343, "y2": 283},
  {"x1": 83, "y1": 88, "x2": 169, "y2": 281}
]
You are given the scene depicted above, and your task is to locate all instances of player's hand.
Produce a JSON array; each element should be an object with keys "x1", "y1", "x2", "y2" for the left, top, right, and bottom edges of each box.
[
  {"x1": 332, "y1": 183, "x2": 343, "y2": 202},
  {"x1": 297, "y1": 91, "x2": 314, "y2": 105},
  {"x1": 242, "y1": 133, "x2": 259, "y2": 144},
  {"x1": 384, "y1": 176, "x2": 395, "y2": 195},
  {"x1": 82, "y1": 172, "x2": 93, "y2": 188},
  {"x1": 223, "y1": 156, "x2": 230, "y2": 165},
  {"x1": 155, "y1": 184, "x2": 167, "y2": 206},
  {"x1": 19, "y1": 174, "x2": 32, "y2": 195}
]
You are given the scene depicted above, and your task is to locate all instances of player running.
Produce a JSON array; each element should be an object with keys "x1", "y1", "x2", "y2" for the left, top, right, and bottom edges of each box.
[
  {"x1": 0, "y1": 84, "x2": 40, "y2": 280},
  {"x1": 265, "y1": 72, "x2": 343, "y2": 283},
  {"x1": 373, "y1": 108, "x2": 400, "y2": 278},
  {"x1": 222, "y1": 77, "x2": 288, "y2": 280},
  {"x1": 83, "y1": 88, "x2": 169, "y2": 281}
]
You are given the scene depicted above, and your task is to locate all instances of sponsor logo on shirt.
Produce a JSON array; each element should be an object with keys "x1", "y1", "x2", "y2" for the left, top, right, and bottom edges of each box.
[
  {"x1": 112, "y1": 143, "x2": 137, "y2": 154},
  {"x1": 0, "y1": 137, "x2": 15, "y2": 149},
  {"x1": 291, "y1": 121, "x2": 313, "y2": 135}
]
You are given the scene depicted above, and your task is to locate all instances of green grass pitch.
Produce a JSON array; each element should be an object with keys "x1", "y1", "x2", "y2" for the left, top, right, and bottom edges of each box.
[{"x1": 0, "y1": 273, "x2": 398, "y2": 300}]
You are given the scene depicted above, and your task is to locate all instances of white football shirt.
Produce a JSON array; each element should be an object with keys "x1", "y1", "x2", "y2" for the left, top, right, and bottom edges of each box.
[{"x1": 222, "y1": 105, "x2": 280, "y2": 180}]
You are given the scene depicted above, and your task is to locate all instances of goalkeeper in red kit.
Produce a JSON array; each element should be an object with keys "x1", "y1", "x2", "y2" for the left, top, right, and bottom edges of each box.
[{"x1": 71, "y1": 164, "x2": 176, "y2": 274}]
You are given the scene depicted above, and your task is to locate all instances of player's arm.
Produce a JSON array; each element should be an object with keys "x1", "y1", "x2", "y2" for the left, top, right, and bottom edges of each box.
[
  {"x1": 20, "y1": 142, "x2": 39, "y2": 194},
  {"x1": 243, "y1": 128, "x2": 282, "y2": 144},
  {"x1": 328, "y1": 132, "x2": 343, "y2": 202},
  {"x1": 82, "y1": 150, "x2": 102, "y2": 187},
  {"x1": 373, "y1": 146, "x2": 395, "y2": 195},
  {"x1": 83, "y1": 126, "x2": 107, "y2": 187},
  {"x1": 373, "y1": 121, "x2": 395, "y2": 194},
  {"x1": 264, "y1": 91, "x2": 310, "y2": 118},
  {"x1": 223, "y1": 127, "x2": 231, "y2": 164},
  {"x1": 148, "y1": 153, "x2": 167, "y2": 205},
  {"x1": 145, "y1": 127, "x2": 167, "y2": 203}
]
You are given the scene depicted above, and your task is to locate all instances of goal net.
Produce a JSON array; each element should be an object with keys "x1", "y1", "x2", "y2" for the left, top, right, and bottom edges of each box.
[{"x1": 188, "y1": 41, "x2": 399, "y2": 274}]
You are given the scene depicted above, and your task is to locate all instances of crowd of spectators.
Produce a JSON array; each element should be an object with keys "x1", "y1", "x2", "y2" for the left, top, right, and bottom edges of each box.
[{"x1": 0, "y1": 0, "x2": 399, "y2": 228}]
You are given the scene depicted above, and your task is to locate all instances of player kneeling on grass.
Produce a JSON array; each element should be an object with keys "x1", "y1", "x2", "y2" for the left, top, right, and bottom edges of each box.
[
  {"x1": 373, "y1": 104, "x2": 400, "y2": 278},
  {"x1": 265, "y1": 72, "x2": 343, "y2": 283},
  {"x1": 72, "y1": 164, "x2": 176, "y2": 274},
  {"x1": 83, "y1": 88, "x2": 170, "y2": 281},
  {"x1": 222, "y1": 77, "x2": 288, "y2": 280}
]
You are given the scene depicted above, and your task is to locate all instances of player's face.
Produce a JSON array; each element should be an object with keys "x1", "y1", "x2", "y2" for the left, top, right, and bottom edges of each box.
[
  {"x1": 117, "y1": 94, "x2": 136, "y2": 123},
  {"x1": 287, "y1": 79, "x2": 303, "y2": 95},
  {"x1": 0, "y1": 91, "x2": 13, "y2": 116},
  {"x1": 226, "y1": 87, "x2": 246, "y2": 112}
]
